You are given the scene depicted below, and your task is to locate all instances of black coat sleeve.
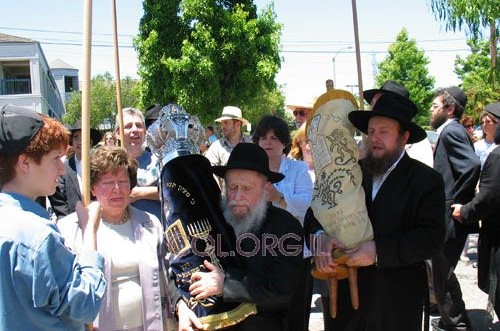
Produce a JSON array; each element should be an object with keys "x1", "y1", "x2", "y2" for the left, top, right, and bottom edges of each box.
[
  {"x1": 303, "y1": 207, "x2": 325, "y2": 250},
  {"x1": 460, "y1": 149, "x2": 500, "y2": 224},
  {"x1": 48, "y1": 174, "x2": 72, "y2": 218}
]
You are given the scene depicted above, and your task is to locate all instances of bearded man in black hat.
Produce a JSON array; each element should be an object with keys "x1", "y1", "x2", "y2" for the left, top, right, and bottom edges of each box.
[
  {"x1": 186, "y1": 143, "x2": 304, "y2": 330},
  {"x1": 49, "y1": 119, "x2": 101, "y2": 218},
  {"x1": 306, "y1": 92, "x2": 446, "y2": 331},
  {"x1": 429, "y1": 86, "x2": 481, "y2": 331}
]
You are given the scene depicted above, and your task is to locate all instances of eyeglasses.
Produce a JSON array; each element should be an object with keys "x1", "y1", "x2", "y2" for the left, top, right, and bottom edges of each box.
[{"x1": 293, "y1": 110, "x2": 307, "y2": 117}]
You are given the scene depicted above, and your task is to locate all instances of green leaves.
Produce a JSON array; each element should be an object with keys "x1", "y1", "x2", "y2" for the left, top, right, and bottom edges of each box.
[
  {"x1": 134, "y1": 0, "x2": 283, "y2": 125},
  {"x1": 63, "y1": 73, "x2": 140, "y2": 128},
  {"x1": 454, "y1": 39, "x2": 500, "y2": 119},
  {"x1": 375, "y1": 29, "x2": 435, "y2": 128},
  {"x1": 429, "y1": 0, "x2": 498, "y2": 85}
]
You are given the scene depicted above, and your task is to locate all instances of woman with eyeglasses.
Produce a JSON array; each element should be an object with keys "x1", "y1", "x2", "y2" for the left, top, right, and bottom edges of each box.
[
  {"x1": 101, "y1": 131, "x2": 117, "y2": 146},
  {"x1": 474, "y1": 111, "x2": 497, "y2": 168},
  {"x1": 57, "y1": 146, "x2": 196, "y2": 330},
  {"x1": 252, "y1": 114, "x2": 313, "y2": 331}
]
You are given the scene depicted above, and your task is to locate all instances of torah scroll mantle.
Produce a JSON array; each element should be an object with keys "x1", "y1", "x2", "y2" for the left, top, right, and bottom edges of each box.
[{"x1": 306, "y1": 90, "x2": 373, "y2": 318}]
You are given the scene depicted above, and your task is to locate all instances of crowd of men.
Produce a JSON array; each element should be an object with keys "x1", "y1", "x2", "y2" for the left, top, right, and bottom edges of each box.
[{"x1": 0, "y1": 81, "x2": 499, "y2": 331}]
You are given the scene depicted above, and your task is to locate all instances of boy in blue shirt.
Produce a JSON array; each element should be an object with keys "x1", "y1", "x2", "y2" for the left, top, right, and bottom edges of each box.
[{"x1": 0, "y1": 105, "x2": 106, "y2": 330}]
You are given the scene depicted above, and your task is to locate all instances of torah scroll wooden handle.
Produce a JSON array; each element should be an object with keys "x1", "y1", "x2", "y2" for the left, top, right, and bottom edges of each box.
[{"x1": 311, "y1": 252, "x2": 359, "y2": 318}]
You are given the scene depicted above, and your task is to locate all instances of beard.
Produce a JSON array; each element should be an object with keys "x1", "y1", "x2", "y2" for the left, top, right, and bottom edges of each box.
[
  {"x1": 221, "y1": 192, "x2": 269, "y2": 237},
  {"x1": 364, "y1": 142, "x2": 405, "y2": 176},
  {"x1": 430, "y1": 110, "x2": 448, "y2": 130}
]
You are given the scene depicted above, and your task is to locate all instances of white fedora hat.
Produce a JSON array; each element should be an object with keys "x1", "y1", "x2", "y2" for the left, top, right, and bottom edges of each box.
[
  {"x1": 285, "y1": 97, "x2": 317, "y2": 111},
  {"x1": 215, "y1": 106, "x2": 249, "y2": 126}
]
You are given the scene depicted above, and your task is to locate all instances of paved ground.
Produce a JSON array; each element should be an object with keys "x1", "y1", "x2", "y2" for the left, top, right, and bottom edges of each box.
[{"x1": 308, "y1": 234, "x2": 500, "y2": 331}]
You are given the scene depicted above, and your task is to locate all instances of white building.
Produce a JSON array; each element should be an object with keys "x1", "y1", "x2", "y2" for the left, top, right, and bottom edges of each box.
[
  {"x1": 0, "y1": 33, "x2": 65, "y2": 119},
  {"x1": 50, "y1": 58, "x2": 79, "y2": 105}
]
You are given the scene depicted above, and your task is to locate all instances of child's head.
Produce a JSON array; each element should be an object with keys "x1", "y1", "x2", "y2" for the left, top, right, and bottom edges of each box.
[{"x1": 0, "y1": 105, "x2": 69, "y2": 186}]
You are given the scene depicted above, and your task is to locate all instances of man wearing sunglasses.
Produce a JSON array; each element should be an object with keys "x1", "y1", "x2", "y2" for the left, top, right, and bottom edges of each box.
[{"x1": 286, "y1": 99, "x2": 314, "y2": 129}]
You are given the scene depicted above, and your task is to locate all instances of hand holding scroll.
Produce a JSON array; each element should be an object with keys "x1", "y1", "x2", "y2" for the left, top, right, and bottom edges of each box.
[
  {"x1": 189, "y1": 260, "x2": 225, "y2": 300},
  {"x1": 346, "y1": 240, "x2": 376, "y2": 267}
]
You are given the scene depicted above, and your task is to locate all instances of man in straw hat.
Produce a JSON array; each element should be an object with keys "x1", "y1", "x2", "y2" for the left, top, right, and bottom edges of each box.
[
  {"x1": 450, "y1": 101, "x2": 500, "y2": 323},
  {"x1": 49, "y1": 119, "x2": 102, "y2": 218},
  {"x1": 187, "y1": 143, "x2": 304, "y2": 330},
  {"x1": 307, "y1": 92, "x2": 446, "y2": 331},
  {"x1": 429, "y1": 86, "x2": 481, "y2": 331},
  {"x1": 0, "y1": 104, "x2": 106, "y2": 330},
  {"x1": 286, "y1": 98, "x2": 315, "y2": 129},
  {"x1": 204, "y1": 106, "x2": 251, "y2": 167}
]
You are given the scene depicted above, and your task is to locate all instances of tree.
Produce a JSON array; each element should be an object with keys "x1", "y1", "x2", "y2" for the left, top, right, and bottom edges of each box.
[
  {"x1": 454, "y1": 38, "x2": 500, "y2": 120},
  {"x1": 134, "y1": 0, "x2": 186, "y2": 107},
  {"x1": 134, "y1": 0, "x2": 284, "y2": 125},
  {"x1": 374, "y1": 28, "x2": 435, "y2": 127},
  {"x1": 430, "y1": 0, "x2": 499, "y2": 84},
  {"x1": 64, "y1": 73, "x2": 141, "y2": 128}
]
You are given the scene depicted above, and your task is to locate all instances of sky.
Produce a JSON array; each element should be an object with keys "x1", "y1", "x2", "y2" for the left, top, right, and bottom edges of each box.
[{"x1": 0, "y1": 0, "x2": 472, "y2": 106}]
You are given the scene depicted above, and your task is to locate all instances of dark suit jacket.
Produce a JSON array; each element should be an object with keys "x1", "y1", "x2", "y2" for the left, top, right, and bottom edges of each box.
[
  {"x1": 305, "y1": 153, "x2": 446, "y2": 331},
  {"x1": 460, "y1": 146, "x2": 500, "y2": 297},
  {"x1": 48, "y1": 156, "x2": 81, "y2": 218},
  {"x1": 433, "y1": 119, "x2": 481, "y2": 238},
  {"x1": 223, "y1": 206, "x2": 304, "y2": 331}
]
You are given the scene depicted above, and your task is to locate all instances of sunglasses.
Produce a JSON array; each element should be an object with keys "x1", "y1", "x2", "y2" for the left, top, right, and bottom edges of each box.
[{"x1": 293, "y1": 110, "x2": 307, "y2": 117}]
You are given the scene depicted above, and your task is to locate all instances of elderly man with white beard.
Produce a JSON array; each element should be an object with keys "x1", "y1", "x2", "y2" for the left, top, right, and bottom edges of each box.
[{"x1": 187, "y1": 143, "x2": 304, "y2": 331}]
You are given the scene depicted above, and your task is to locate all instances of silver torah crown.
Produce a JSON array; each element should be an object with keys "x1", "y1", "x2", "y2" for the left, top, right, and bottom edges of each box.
[{"x1": 146, "y1": 104, "x2": 204, "y2": 168}]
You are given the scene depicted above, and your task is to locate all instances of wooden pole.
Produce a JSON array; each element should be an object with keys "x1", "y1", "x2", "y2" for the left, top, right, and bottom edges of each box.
[
  {"x1": 111, "y1": 0, "x2": 125, "y2": 147},
  {"x1": 82, "y1": 2, "x2": 94, "y2": 329},
  {"x1": 81, "y1": 0, "x2": 93, "y2": 207},
  {"x1": 351, "y1": 0, "x2": 364, "y2": 110}
]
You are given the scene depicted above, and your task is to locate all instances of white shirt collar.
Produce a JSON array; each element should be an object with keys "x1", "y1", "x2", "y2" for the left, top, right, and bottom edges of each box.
[
  {"x1": 372, "y1": 149, "x2": 406, "y2": 200},
  {"x1": 436, "y1": 118, "x2": 454, "y2": 135}
]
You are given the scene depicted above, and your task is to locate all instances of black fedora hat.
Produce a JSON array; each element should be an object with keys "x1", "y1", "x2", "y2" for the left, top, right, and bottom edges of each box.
[
  {"x1": 211, "y1": 143, "x2": 284, "y2": 183},
  {"x1": 364, "y1": 80, "x2": 418, "y2": 116},
  {"x1": 485, "y1": 102, "x2": 500, "y2": 119},
  {"x1": 145, "y1": 104, "x2": 162, "y2": 121},
  {"x1": 348, "y1": 93, "x2": 426, "y2": 144},
  {"x1": 68, "y1": 120, "x2": 102, "y2": 146}
]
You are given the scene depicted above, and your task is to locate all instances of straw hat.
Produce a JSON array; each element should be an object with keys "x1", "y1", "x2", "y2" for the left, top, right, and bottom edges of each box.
[{"x1": 215, "y1": 106, "x2": 249, "y2": 126}]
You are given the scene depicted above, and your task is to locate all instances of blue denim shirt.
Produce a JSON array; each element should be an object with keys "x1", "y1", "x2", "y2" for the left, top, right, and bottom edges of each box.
[{"x1": 0, "y1": 192, "x2": 106, "y2": 330}]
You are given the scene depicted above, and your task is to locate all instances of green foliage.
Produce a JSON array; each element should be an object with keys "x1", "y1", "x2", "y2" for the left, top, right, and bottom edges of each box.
[
  {"x1": 429, "y1": 0, "x2": 498, "y2": 84},
  {"x1": 454, "y1": 39, "x2": 500, "y2": 120},
  {"x1": 430, "y1": 0, "x2": 499, "y2": 40},
  {"x1": 375, "y1": 28, "x2": 435, "y2": 127},
  {"x1": 63, "y1": 73, "x2": 141, "y2": 128},
  {"x1": 134, "y1": 0, "x2": 283, "y2": 125},
  {"x1": 134, "y1": 0, "x2": 186, "y2": 106}
]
